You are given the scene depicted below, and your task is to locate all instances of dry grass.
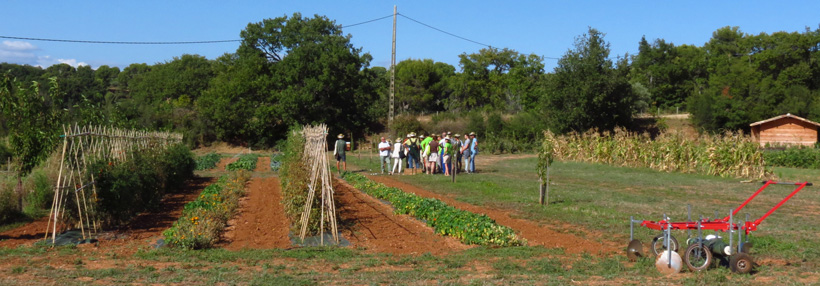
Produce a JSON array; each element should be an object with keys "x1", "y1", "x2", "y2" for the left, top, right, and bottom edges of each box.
[{"x1": 542, "y1": 128, "x2": 768, "y2": 179}]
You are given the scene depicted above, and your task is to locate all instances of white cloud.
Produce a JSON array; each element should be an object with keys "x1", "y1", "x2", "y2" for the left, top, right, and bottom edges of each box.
[
  {"x1": 2, "y1": 40, "x2": 37, "y2": 51},
  {"x1": 0, "y1": 40, "x2": 88, "y2": 68}
]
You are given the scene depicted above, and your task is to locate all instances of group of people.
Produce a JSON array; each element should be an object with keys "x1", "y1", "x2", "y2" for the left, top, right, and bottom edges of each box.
[{"x1": 378, "y1": 131, "x2": 478, "y2": 176}]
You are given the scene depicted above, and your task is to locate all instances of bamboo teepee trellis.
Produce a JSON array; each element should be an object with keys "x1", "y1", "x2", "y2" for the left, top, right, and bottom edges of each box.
[
  {"x1": 298, "y1": 124, "x2": 339, "y2": 244},
  {"x1": 45, "y1": 124, "x2": 182, "y2": 243}
]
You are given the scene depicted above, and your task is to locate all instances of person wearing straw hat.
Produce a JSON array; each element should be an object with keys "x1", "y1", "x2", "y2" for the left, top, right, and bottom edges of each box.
[
  {"x1": 404, "y1": 132, "x2": 420, "y2": 174},
  {"x1": 453, "y1": 133, "x2": 463, "y2": 174},
  {"x1": 390, "y1": 138, "x2": 404, "y2": 175},
  {"x1": 334, "y1": 133, "x2": 347, "y2": 173}
]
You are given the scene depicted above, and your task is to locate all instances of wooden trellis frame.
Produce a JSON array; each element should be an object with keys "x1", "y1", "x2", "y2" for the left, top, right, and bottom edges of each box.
[
  {"x1": 45, "y1": 124, "x2": 183, "y2": 243},
  {"x1": 298, "y1": 124, "x2": 339, "y2": 244}
]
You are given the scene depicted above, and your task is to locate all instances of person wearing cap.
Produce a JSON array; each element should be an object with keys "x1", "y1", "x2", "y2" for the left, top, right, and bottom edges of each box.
[
  {"x1": 461, "y1": 133, "x2": 472, "y2": 173},
  {"x1": 390, "y1": 138, "x2": 404, "y2": 175},
  {"x1": 468, "y1": 132, "x2": 478, "y2": 173},
  {"x1": 334, "y1": 133, "x2": 347, "y2": 173},
  {"x1": 378, "y1": 136, "x2": 391, "y2": 174}
]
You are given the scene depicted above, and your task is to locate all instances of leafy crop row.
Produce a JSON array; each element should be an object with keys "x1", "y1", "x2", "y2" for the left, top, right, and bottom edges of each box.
[
  {"x1": 195, "y1": 152, "x2": 221, "y2": 170},
  {"x1": 541, "y1": 128, "x2": 768, "y2": 179},
  {"x1": 341, "y1": 172, "x2": 525, "y2": 247},
  {"x1": 164, "y1": 170, "x2": 251, "y2": 249},
  {"x1": 226, "y1": 154, "x2": 258, "y2": 171}
]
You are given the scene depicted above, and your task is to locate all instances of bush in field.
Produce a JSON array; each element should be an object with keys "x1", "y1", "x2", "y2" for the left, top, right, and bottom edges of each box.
[
  {"x1": 195, "y1": 152, "x2": 221, "y2": 170},
  {"x1": 0, "y1": 185, "x2": 21, "y2": 224},
  {"x1": 392, "y1": 115, "x2": 425, "y2": 138},
  {"x1": 164, "y1": 170, "x2": 250, "y2": 249},
  {"x1": 279, "y1": 127, "x2": 321, "y2": 235},
  {"x1": 226, "y1": 154, "x2": 258, "y2": 171},
  {"x1": 764, "y1": 147, "x2": 820, "y2": 169},
  {"x1": 89, "y1": 143, "x2": 195, "y2": 226},
  {"x1": 23, "y1": 170, "x2": 52, "y2": 211},
  {"x1": 542, "y1": 129, "x2": 768, "y2": 179}
]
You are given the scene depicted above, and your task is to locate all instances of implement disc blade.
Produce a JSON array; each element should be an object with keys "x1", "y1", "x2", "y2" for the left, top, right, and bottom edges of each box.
[{"x1": 627, "y1": 239, "x2": 644, "y2": 261}]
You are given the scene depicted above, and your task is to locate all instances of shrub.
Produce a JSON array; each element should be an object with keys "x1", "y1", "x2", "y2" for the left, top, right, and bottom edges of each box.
[
  {"x1": 24, "y1": 170, "x2": 52, "y2": 210},
  {"x1": 763, "y1": 147, "x2": 820, "y2": 169},
  {"x1": 392, "y1": 115, "x2": 426, "y2": 138},
  {"x1": 89, "y1": 143, "x2": 196, "y2": 226},
  {"x1": 226, "y1": 154, "x2": 258, "y2": 171},
  {"x1": 0, "y1": 185, "x2": 21, "y2": 224},
  {"x1": 195, "y1": 152, "x2": 221, "y2": 170}
]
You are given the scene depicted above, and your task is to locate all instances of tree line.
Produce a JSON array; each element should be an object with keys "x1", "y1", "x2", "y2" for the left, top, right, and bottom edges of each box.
[{"x1": 3, "y1": 14, "x2": 820, "y2": 149}]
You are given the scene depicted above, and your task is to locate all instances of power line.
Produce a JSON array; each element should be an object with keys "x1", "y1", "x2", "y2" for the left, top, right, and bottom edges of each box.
[
  {"x1": 341, "y1": 14, "x2": 393, "y2": 28},
  {"x1": 0, "y1": 15, "x2": 394, "y2": 45},
  {"x1": 398, "y1": 13, "x2": 491, "y2": 48}
]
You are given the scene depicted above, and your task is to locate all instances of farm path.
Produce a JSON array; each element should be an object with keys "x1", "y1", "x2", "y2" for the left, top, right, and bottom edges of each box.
[
  {"x1": 220, "y1": 176, "x2": 291, "y2": 250},
  {"x1": 366, "y1": 175, "x2": 620, "y2": 256},
  {"x1": 333, "y1": 178, "x2": 471, "y2": 255},
  {"x1": 216, "y1": 156, "x2": 238, "y2": 171}
]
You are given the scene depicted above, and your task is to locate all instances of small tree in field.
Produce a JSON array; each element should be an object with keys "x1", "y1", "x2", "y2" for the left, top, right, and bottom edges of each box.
[
  {"x1": 0, "y1": 73, "x2": 60, "y2": 210},
  {"x1": 537, "y1": 130, "x2": 555, "y2": 205}
]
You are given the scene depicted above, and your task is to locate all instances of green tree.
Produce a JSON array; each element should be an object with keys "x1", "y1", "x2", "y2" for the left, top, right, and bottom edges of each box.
[
  {"x1": 394, "y1": 59, "x2": 454, "y2": 113},
  {"x1": 450, "y1": 47, "x2": 544, "y2": 111},
  {"x1": 200, "y1": 13, "x2": 377, "y2": 147},
  {"x1": 544, "y1": 28, "x2": 635, "y2": 133},
  {"x1": 0, "y1": 74, "x2": 60, "y2": 210}
]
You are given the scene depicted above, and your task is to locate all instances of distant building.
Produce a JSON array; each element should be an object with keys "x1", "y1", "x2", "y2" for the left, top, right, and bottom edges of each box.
[{"x1": 750, "y1": 113, "x2": 820, "y2": 147}]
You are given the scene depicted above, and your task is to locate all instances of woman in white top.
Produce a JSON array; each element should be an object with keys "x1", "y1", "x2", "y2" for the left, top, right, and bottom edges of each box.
[{"x1": 391, "y1": 138, "x2": 404, "y2": 175}]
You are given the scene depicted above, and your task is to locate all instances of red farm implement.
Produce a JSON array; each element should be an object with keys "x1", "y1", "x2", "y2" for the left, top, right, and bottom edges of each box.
[{"x1": 626, "y1": 181, "x2": 812, "y2": 274}]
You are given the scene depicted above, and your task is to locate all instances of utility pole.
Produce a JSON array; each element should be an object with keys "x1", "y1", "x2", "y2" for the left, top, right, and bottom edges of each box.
[{"x1": 389, "y1": 5, "x2": 396, "y2": 132}]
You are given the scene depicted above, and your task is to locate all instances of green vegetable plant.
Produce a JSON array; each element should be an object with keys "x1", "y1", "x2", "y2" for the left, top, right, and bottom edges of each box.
[
  {"x1": 195, "y1": 152, "x2": 221, "y2": 170},
  {"x1": 342, "y1": 172, "x2": 525, "y2": 247},
  {"x1": 226, "y1": 154, "x2": 258, "y2": 171}
]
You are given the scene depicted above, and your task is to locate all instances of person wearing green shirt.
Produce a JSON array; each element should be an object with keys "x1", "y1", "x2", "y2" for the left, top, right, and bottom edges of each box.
[
  {"x1": 419, "y1": 134, "x2": 432, "y2": 173},
  {"x1": 334, "y1": 133, "x2": 347, "y2": 173},
  {"x1": 442, "y1": 137, "x2": 454, "y2": 176}
]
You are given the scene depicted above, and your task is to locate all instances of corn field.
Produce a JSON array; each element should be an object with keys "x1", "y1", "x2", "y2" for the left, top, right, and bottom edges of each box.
[{"x1": 541, "y1": 128, "x2": 769, "y2": 179}]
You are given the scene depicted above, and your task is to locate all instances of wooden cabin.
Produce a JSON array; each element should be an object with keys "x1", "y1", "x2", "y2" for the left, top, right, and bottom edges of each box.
[{"x1": 750, "y1": 114, "x2": 820, "y2": 147}]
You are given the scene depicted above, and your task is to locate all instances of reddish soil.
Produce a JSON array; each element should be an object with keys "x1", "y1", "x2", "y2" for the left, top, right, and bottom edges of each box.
[
  {"x1": 216, "y1": 156, "x2": 238, "y2": 171},
  {"x1": 113, "y1": 176, "x2": 214, "y2": 240},
  {"x1": 0, "y1": 216, "x2": 54, "y2": 248},
  {"x1": 254, "y1": 156, "x2": 271, "y2": 172},
  {"x1": 221, "y1": 176, "x2": 291, "y2": 250},
  {"x1": 334, "y1": 178, "x2": 470, "y2": 255},
  {"x1": 367, "y1": 175, "x2": 621, "y2": 255}
]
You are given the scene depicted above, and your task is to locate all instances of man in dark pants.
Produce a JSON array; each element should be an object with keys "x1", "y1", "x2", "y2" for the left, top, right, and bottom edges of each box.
[{"x1": 334, "y1": 133, "x2": 347, "y2": 173}]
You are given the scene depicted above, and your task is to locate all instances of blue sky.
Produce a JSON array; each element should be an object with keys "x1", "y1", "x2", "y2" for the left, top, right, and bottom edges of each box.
[{"x1": 2, "y1": 1, "x2": 819, "y2": 71}]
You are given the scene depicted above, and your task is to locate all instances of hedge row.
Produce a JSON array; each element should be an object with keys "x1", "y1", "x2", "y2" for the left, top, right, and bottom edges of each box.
[
  {"x1": 226, "y1": 154, "x2": 258, "y2": 171},
  {"x1": 195, "y1": 152, "x2": 221, "y2": 170},
  {"x1": 763, "y1": 147, "x2": 820, "y2": 169},
  {"x1": 163, "y1": 170, "x2": 251, "y2": 249},
  {"x1": 341, "y1": 172, "x2": 525, "y2": 247},
  {"x1": 90, "y1": 143, "x2": 195, "y2": 226}
]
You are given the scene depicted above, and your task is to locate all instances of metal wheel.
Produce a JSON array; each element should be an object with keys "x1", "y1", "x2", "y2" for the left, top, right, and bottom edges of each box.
[
  {"x1": 626, "y1": 239, "x2": 644, "y2": 262},
  {"x1": 683, "y1": 243, "x2": 712, "y2": 272},
  {"x1": 651, "y1": 234, "x2": 679, "y2": 256},
  {"x1": 730, "y1": 253, "x2": 754, "y2": 274}
]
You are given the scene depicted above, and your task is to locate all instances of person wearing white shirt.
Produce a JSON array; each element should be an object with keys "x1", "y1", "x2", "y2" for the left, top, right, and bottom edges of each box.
[
  {"x1": 378, "y1": 137, "x2": 391, "y2": 174},
  {"x1": 390, "y1": 138, "x2": 404, "y2": 175}
]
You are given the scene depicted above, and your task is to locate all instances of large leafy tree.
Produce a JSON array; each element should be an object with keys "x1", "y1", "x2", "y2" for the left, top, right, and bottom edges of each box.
[
  {"x1": 0, "y1": 73, "x2": 60, "y2": 210},
  {"x1": 450, "y1": 47, "x2": 544, "y2": 111},
  {"x1": 544, "y1": 28, "x2": 635, "y2": 133},
  {"x1": 200, "y1": 13, "x2": 377, "y2": 146},
  {"x1": 394, "y1": 59, "x2": 454, "y2": 113}
]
